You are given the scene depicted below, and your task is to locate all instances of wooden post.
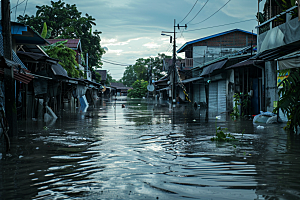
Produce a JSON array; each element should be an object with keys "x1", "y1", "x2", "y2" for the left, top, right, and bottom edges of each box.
[{"x1": 2, "y1": 0, "x2": 18, "y2": 136}]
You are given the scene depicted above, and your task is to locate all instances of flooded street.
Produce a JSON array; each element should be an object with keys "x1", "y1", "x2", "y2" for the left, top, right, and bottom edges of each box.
[{"x1": 1, "y1": 98, "x2": 300, "y2": 200}]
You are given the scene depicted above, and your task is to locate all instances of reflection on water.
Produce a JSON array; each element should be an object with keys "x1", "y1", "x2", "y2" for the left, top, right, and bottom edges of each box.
[{"x1": 1, "y1": 98, "x2": 300, "y2": 199}]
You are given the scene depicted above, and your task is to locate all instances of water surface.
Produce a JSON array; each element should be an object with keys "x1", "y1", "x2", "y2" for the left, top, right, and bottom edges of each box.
[{"x1": 1, "y1": 98, "x2": 300, "y2": 199}]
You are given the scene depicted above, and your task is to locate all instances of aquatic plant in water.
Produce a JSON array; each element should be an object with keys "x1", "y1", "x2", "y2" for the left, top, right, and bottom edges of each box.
[
  {"x1": 211, "y1": 126, "x2": 236, "y2": 142},
  {"x1": 211, "y1": 116, "x2": 236, "y2": 142}
]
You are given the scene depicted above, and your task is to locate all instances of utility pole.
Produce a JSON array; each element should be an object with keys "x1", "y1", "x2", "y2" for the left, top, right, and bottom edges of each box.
[
  {"x1": 172, "y1": 19, "x2": 187, "y2": 103},
  {"x1": 172, "y1": 19, "x2": 176, "y2": 103},
  {"x1": 2, "y1": 0, "x2": 18, "y2": 136}
]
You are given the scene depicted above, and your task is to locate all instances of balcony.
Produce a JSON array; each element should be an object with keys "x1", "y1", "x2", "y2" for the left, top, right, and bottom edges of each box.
[
  {"x1": 257, "y1": 6, "x2": 300, "y2": 53},
  {"x1": 185, "y1": 58, "x2": 193, "y2": 68}
]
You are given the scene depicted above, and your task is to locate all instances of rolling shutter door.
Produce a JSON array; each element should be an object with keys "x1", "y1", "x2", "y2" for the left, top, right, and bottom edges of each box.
[
  {"x1": 193, "y1": 84, "x2": 200, "y2": 103},
  {"x1": 200, "y1": 85, "x2": 206, "y2": 103},
  {"x1": 218, "y1": 79, "x2": 226, "y2": 114},
  {"x1": 209, "y1": 81, "x2": 218, "y2": 114}
]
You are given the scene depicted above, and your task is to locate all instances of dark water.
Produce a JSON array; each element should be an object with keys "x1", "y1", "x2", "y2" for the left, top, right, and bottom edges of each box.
[{"x1": 1, "y1": 98, "x2": 300, "y2": 200}]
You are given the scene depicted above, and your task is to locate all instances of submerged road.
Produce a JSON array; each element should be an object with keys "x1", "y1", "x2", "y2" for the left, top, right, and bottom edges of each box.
[{"x1": 1, "y1": 98, "x2": 300, "y2": 199}]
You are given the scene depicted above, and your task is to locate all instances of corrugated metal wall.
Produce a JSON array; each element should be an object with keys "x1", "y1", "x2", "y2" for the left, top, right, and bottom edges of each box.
[
  {"x1": 209, "y1": 82, "x2": 218, "y2": 114},
  {"x1": 218, "y1": 79, "x2": 227, "y2": 113}
]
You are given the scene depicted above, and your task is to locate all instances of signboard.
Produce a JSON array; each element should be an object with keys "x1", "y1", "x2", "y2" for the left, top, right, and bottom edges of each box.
[{"x1": 147, "y1": 84, "x2": 154, "y2": 92}]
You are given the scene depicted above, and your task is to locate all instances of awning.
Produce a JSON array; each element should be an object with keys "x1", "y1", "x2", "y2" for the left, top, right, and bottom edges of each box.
[
  {"x1": 51, "y1": 63, "x2": 68, "y2": 77},
  {"x1": 226, "y1": 59, "x2": 264, "y2": 69},
  {"x1": 0, "y1": 56, "x2": 34, "y2": 84},
  {"x1": 278, "y1": 56, "x2": 300, "y2": 70},
  {"x1": 200, "y1": 59, "x2": 227, "y2": 76},
  {"x1": 181, "y1": 76, "x2": 203, "y2": 84},
  {"x1": 276, "y1": 51, "x2": 300, "y2": 70},
  {"x1": 253, "y1": 40, "x2": 300, "y2": 61},
  {"x1": 0, "y1": 68, "x2": 34, "y2": 84}
]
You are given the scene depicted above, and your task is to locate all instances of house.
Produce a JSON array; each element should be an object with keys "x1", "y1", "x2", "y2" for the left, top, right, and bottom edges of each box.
[
  {"x1": 95, "y1": 69, "x2": 107, "y2": 85},
  {"x1": 177, "y1": 29, "x2": 257, "y2": 68},
  {"x1": 175, "y1": 29, "x2": 258, "y2": 118},
  {"x1": 47, "y1": 39, "x2": 82, "y2": 64},
  {"x1": 254, "y1": 1, "x2": 300, "y2": 120},
  {"x1": 110, "y1": 82, "x2": 132, "y2": 96},
  {"x1": 0, "y1": 22, "x2": 50, "y2": 122}
]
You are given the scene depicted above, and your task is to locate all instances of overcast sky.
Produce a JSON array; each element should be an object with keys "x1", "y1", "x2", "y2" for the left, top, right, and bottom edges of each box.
[{"x1": 10, "y1": 0, "x2": 265, "y2": 80}]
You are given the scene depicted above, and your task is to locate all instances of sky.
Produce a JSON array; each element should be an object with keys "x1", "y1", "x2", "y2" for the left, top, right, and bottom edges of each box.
[{"x1": 10, "y1": 0, "x2": 266, "y2": 80}]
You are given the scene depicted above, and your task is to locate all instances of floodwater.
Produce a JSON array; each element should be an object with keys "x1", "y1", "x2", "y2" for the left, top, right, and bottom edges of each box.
[{"x1": 1, "y1": 98, "x2": 300, "y2": 200}]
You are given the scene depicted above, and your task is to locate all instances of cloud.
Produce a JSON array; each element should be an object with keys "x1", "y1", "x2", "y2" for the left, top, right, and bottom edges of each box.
[{"x1": 143, "y1": 42, "x2": 161, "y2": 49}]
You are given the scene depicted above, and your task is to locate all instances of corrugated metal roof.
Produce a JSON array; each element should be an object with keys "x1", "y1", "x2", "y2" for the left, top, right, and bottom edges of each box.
[
  {"x1": 51, "y1": 64, "x2": 68, "y2": 77},
  {"x1": 177, "y1": 29, "x2": 257, "y2": 53},
  {"x1": 0, "y1": 33, "x2": 27, "y2": 69},
  {"x1": 200, "y1": 59, "x2": 228, "y2": 77},
  {"x1": 0, "y1": 57, "x2": 34, "y2": 84},
  {"x1": 47, "y1": 39, "x2": 81, "y2": 51}
]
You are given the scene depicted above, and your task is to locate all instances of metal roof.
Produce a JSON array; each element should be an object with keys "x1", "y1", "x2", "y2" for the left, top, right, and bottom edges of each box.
[
  {"x1": 0, "y1": 56, "x2": 34, "y2": 84},
  {"x1": 181, "y1": 76, "x2": 203, "y2": 84},
  {"x1": 51, "y1": 64, "x2": 68, "y2": 77},
  {"x1": 253, "y1": 40, "x2": 300, "y2": 61},
  {"x1": 177, "y1": 29, "x2": 257, "y2": 53},
  {"x1": 0, "y1": 21, "x2": 50, "y2": 45},
  {"x1": 47, "y1": 39, "x2": 82, "y2": 52}
]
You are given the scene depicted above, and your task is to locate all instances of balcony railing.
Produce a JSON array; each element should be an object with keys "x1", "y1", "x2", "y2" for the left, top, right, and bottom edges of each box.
[
  {"x1": 257, "y1": 6, "x2": 298, "y2": 35},
  {"x1": 185, "y1": 58, "x2": 193, "y2": 68}
]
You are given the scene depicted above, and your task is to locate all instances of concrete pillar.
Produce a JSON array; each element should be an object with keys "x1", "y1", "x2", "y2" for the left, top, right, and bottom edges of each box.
[{"x1": 264, "y1": 61, "x2": 278, "y2": 112}]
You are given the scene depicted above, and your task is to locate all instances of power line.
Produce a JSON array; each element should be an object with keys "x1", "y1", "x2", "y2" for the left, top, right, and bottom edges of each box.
[
  {"x1": 102, "y1": 58, "x2": 129, "y2": 65},
  {"x1": 10, "y1": 0, "x2": 27, "y2": 10},
  {"x1": 15, "y1": 0, "x2": 20, "y2": 21},
  {"x1": 179, "y1": 0, "x2": 198, "y2": 24},
  {"x1": 185, "y1": 19, "x2": 256, "y2": 32},
  {"x1": 102, "y1": 59, "x2": 129, "y2": 66},
  {"x1": 190, "y1": 0, "x2": 231, "y2": 25},
  {"x1": 22, "y1": 0, "x2": 29, "y2": 16},
  {"x1": 186, "y1": 0, "x2": 210, "y2": 24}
]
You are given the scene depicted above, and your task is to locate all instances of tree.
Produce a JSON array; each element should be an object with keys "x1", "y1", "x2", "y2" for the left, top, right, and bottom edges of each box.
[
  {"x1": 121, "y1": 65, "x2": 137, "y2": 87},
  {"x1": 127, "y1": 80, "x2": 148, "y2": 98},
  {"x1": 275, "y1": 68, "x2": 300, "y2": 133},
  {"x1": 17, "y1": 0, "x2": 105, "y2": 68},
  {"x1": 42, "y1": 40, "x2": 80, "y2": 78},
  {"x1": 121, "y1": 53, "x2": 167, "y2": 87}
]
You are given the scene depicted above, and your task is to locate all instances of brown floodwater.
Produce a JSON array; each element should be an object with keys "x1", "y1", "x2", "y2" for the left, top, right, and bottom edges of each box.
[{"x1": 1, "y1": 98, "x2": 300, "y2": 199}]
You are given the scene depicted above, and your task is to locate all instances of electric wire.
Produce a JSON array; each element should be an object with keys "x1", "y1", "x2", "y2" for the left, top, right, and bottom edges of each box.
[
  {"x1": 179, "y1": 0, "x2": 198, "y2": 24},
  {"x1": 185, "y1": 18, "x2": 256, "y2": 32},
  {"x1": 22, "y1": 0, "x2": 28, "y2": 16},
  {"x1": 102, "y1": 58, "x2": 129, "y2": 66},
  {"x1": 10, "y1": 0, "x2": 26, "y2": 10},
  {"x1": 15, "y1": 0, "x2": 20, "y2": 21},
  {"x1": 102, "y1": 59, "x2": 129, "y2": 66},
  {"x1": 186, "y1": 0, "x2": 210, "y2": 24},
  {"x1": 190, "y1": 0, "x2": 231, "y2": 25}
]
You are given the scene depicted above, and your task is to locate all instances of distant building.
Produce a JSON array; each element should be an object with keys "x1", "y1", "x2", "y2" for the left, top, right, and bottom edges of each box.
[
  {"x1": 95, "y1": 70, "x2": 107, "y2": 85},
  {"x1": 110, "y1": 82, "x2": 132, "y2": 96}
]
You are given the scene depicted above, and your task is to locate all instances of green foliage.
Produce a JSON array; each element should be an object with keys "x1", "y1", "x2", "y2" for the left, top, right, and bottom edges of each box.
[
  {"x1": 122, "y1": 65, "x2": 137, "y2": 87},
  {"x1": 121, "y1": 53, "x2": 166, "y2": 87},
  {"x1": 274, "y1": 0, "x2": 298, "y2": 22},
  {"x1": 230, "y1": 93, "x2": 240, "y2": 120},
  {"x1": 127, "y1": 80, "x2": 148, "y2": 98},
  {"x1": 211, "y1": 126, "x2": 236, "y2": 142},
  {"x1": 275, "y1": 68, "x2": 300, "y2": 133},
  {"x1": 95, "y1": 72, "x2": 101, "y2": 83},
  {"x1": 41, "y1": 22, "x2": 47, "y2": 39},
  {"x1": 230, "y1": 93, "x2": 251, "y2": 119},
  {"x1": 17, "y1": 0, "x2": 105, "y2": 68},
  {"x1": 42, "y1": 41, "x2": 80, "y2": 78}
]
